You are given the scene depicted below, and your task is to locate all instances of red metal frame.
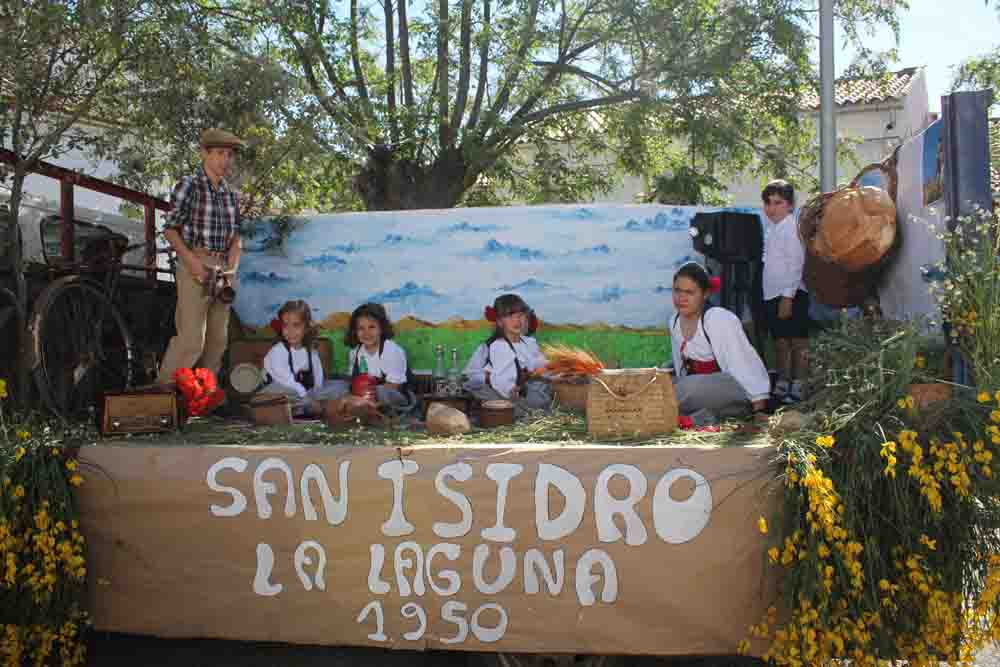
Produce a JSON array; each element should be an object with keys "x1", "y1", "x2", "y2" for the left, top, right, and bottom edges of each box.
[{"x1": 0, "y1": 148, "x2": 170, "y2": 281}]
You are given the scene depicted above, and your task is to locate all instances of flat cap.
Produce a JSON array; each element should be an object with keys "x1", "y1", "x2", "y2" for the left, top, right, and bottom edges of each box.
[{"x1": 200, "y1": 128, "x2": 245, "y2": 150}]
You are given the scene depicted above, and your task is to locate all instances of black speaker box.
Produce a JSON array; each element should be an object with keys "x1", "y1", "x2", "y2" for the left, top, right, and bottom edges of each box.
[{"x1": 691, "y1": 211, "x2": 764, "y2": 262}]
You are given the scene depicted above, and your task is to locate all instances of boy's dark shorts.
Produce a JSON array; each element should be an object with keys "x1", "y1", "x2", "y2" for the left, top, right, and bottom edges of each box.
[{"x1": 765, "y1": 289, "x2": 811, "y2": 339}]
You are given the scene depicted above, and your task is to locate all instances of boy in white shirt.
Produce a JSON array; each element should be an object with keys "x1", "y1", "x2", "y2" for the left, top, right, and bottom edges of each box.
[{"x1": 761, "y1": 180, "x2": 810, "y2": 403}]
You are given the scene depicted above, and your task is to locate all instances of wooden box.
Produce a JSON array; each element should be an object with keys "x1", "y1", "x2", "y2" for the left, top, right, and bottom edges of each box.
[
  {"x1": 101, "y1": 389, "x2": 180, "y2": 436},
  {"x1": 248, "y1": 395, "x2": 292, "y2": 426}
]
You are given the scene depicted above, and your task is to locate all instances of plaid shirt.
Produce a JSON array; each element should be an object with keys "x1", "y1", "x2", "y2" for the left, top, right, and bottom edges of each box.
[{"x1": 162, "y1": 167, "x2": 241, "y2": 253}]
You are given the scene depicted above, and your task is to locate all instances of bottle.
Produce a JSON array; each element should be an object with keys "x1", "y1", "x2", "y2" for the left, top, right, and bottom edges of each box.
[
  {"x1": 433, "y1": 344, "x2": 447, "y2": 393},
  {"x1": 448, "y1": 348, "x2": 461, "y2": 381},
  {"x1": 352, "y1": 353, "x2": 376, "y2": 402}
]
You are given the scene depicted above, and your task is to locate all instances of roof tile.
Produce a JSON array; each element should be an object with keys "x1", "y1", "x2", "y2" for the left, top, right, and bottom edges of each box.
[{"x1": 799, "y1": 67, "x2": 920, "y2": 110}]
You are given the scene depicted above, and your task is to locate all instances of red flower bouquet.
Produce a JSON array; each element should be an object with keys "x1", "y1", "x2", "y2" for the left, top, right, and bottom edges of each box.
[{"x1": 174, "y1": 367, "x2": 226, "y2": 417}]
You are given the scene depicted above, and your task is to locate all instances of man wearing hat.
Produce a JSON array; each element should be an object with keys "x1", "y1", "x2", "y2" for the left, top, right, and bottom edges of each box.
[{"x1": 157, "y1": 128, "x2": 245, "y2": 387}]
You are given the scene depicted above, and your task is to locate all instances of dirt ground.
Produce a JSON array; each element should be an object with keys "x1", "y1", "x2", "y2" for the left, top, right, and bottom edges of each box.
[
  {"x1": 86, "y1": 633, "x2": 1000, "y2": 667},
  {"x1": 85, "y1": 633, "x2": 772, "y2": 667}
]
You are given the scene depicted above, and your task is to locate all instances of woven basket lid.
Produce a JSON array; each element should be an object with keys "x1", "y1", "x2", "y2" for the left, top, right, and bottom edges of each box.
[
  {"x1": 230, "y1": 363, "x2": 263, "y2": 394},
  {"x1": 482, "y1": 400, "x2": 514, "y2": 410}
]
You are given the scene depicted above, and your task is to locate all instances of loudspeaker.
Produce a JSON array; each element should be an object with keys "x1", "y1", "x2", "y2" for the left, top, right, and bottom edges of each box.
[{"x1": 690, "y1": 211, "x2": 764, "y2": 262}]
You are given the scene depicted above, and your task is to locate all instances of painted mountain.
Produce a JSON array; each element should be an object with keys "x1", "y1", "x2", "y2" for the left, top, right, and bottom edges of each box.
[{"x1": 234, "y1": 204, "x2": 763, "y2": 330}]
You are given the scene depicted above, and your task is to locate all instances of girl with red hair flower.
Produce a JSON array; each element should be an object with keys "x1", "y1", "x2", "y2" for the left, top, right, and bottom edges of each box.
[
  {"x1": 258, "y1": 300, "x2": 356, "y2": 417},
  {"x1": 463, "y1": 293, "x2": 552, "y2": 418},
  {"x1": 670, "y1": 262, "x2": 770, "y2": 420}
]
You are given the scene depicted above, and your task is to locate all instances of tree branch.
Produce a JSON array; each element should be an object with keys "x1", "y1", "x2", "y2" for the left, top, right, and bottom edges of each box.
[
  {"x1": 450, "y1": 0, "x2": 474, "y2": 131},
  {"x1": 467, "y1": 0, "x2": 491, "y2": 130},
  {"x1": 398, "y1": 0, "x2": 415, "y2": 109},
  {"x1": 437, "y1": 0, "x2": 451, "y2": 145},
  {"x1": 384, "y1": 0, "x2": 399, "y2": 144},
  {"x1": 350, "y1": 0, "x2": 371, "y2": 104},
  {"x1": 486, "y1": 0, "x2": 541, "y2": 123}
]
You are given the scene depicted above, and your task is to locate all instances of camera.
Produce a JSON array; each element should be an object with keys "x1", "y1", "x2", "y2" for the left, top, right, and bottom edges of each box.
[{"x1": 203, "y1": 266, "x2": 236, "y2": 304}]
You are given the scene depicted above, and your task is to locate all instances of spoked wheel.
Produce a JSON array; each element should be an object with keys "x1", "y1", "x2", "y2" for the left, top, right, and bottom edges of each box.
[
  {"x1": 0, "y1": 287, "x2": 23, "y2": 396},
  {"x1": 30, "y1": 277, "x2": 135, "y2": 419}
]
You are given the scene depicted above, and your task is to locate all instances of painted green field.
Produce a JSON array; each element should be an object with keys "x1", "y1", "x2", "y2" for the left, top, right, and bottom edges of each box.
[{"x1": 316, "y1": 327, "x2": 671, "y2": 375}]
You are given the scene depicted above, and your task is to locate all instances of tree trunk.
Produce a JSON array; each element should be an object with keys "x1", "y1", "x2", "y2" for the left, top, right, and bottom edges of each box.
[
  {"x1": 7, "y1": 172, "x2": 31, "y2": 408},
  {"x1": 353, "y1": 146, "x2": 469, "y2": 210}
]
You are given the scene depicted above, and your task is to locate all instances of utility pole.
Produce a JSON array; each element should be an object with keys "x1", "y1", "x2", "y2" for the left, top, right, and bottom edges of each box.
[{"x1": 819, "y1": 0, "x2": 836, "y2": 192}]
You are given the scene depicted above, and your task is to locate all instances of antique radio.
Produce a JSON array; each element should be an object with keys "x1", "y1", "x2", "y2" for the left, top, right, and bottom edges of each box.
[{"x1": 100, "y1": 388, "x2": 180, "y2": 436}]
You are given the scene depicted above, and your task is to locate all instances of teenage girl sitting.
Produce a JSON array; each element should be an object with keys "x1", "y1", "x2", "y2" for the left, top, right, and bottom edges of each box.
[{"x1": 669, "y1": 263, "x2": 771, "y2": 419}]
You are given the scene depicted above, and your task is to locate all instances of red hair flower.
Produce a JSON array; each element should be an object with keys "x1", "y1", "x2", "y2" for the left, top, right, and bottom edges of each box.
[
  {"x1": 484, "y1": 306, "x2": 497, "y2": 322},
  {"x1": 708, "y1": 276, "x2": 722, "y2": 294},
  {"x1": 529, "y1": 312, "x2": 540, "y2": 333},
  {"x1": 270, "y1": 317, "x2": 283, "y2": 336}
]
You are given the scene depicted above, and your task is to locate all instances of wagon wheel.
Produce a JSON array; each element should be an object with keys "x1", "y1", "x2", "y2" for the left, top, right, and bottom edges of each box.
[
  {"x1": 30, "y1": 276, "x2": 135, "y2": 419},
  {"x1": 0, "y1": 287, "x2": 23, "y2": 396}
]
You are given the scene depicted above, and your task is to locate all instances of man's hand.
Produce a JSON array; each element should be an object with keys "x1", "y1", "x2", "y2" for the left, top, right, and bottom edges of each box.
[
  {"x1": 185, "y1": 255, "x2": 208, "y2": 284},
  {"x1": 778, "y1": 296, "x2": 794, "y2": 320}
]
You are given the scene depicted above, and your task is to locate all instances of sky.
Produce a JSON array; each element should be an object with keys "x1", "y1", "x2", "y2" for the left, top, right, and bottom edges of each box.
[{"x1": 833, "y1": 0, "x2": 999, "y2": 112}]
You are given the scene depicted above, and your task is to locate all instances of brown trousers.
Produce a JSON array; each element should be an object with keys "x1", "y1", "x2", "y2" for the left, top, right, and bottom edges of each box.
[{"x1": 157, "y1": 253, "x2": 235, "y2": 384}]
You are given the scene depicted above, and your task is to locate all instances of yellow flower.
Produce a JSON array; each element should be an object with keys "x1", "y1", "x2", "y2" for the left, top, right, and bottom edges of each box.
[
  {"x1": 768, "y1": 547, "x2": 780, "y2": 563},
  {"x1": 16, "y1": 430, "x2": 29, "y2": 441},
  {"x1": 919, "y1": 534, "x2": 937, "y2": 551},
  {"x1": 898, "y1": 398, "x2": 908, "y2": 409},
  {"x1": 915, "y1": 355, "x2": 926, "y2": 369},
  {"x1": 69, "y1": 474, "x2": 83, "y2": 487},
  {"x1": 979, "y1": 391, "x2": 992, "y2": 403},
  {"x1": 65, "y1": 459, "x2": 78, "y2": 472},
  {"x1": 991, "y1": 410, "x2": 1000, "y2": 424},
  {"x1": 905, "y1": 395, "x2": 915, "y2": 410},
  {"x1": 12, "y1": 484, "x2": 25, "y2": 499},
  {"x1": 815, "y1": 435, "x2": 835, "y2": 449},
  {"x1": 14, "y1": 447, "x2": 25, "y2": 463},
  {"x1": 0, "y1": 379, "x2": 7, "y2": 399},
  {"x1": 758, "y1": 517, "x2": 768, "y2": 534}
]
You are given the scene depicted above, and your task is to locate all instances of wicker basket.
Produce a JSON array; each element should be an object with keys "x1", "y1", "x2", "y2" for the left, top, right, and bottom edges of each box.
[
  {"x1": 586, "y1": 369, "x2": 677, "y2": 440},
  {"x1": 553, "y1": 379, "x2": 590, "y2": 414}
]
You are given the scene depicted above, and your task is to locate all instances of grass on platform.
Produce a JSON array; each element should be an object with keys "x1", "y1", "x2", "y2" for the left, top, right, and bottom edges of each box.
[{"x1": 94, "y1": 409, "x2": 772, "y2": 449}]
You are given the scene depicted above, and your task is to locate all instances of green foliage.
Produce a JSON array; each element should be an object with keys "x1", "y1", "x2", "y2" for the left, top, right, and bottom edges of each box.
[
  {"x1": 0, "y1": 414, "x2": 90, "y2": 665},
  {"x1": 752, "y1": 316, "x2": 1000, "y2": 665},
  {"x1": 928, "y1": 207, "x2": 1000, "y2": 389},
  {"x1": 195, "y1": 0, "x2": 906, "y2": 209}
]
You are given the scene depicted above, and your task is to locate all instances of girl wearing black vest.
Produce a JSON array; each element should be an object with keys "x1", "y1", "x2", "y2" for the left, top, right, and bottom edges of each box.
[
  {"x1": 341, "y1": 303, "x2": 413, "y2": 412},
  {"x1": 463, "y1": 294, "x2": 552, "y2": 418},
  {"x1": 259, "y1": 300, "x2": 347, "y2": 416},
  {"x1": 670, "y1": 263, "x2": 770, "y2": 418}
]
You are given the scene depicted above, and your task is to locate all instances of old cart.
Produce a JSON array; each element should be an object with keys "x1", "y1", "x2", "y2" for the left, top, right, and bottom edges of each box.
[{"x1": 0, "y1": 149, "x2": 176, "y2": 419}]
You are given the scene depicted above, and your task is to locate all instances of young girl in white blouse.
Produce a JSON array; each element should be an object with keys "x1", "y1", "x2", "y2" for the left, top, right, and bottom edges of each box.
[
  {"x1": 258, "y1": 300, "x2": 348, "y2": 416},
  {"x1": 670, "y1": 263, "x2": 771, "y2": 418},
  {"x1": 342, "y1": 302, "x2": 414, "y2": 411},
  {"x1": 463, "y1": 294, "x2": 553, "y2": 418}
]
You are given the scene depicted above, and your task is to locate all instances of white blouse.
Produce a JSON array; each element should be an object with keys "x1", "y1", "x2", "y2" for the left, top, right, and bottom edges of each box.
[
  {"x1": 263, "y1": 342, "x2": 325, "y2": 398},
  {"x1": 463, "y1": 336, "x2": 547, "y2": 399},
  {"x1": 670, "y1": 308, "x2": 771, "y2": 402},
  {"x1": 762, "y1": 213, "x2": 806, "y2": 301},
  {"x1": 348, "y1": 339, "x2": 408, "y2": 385}
]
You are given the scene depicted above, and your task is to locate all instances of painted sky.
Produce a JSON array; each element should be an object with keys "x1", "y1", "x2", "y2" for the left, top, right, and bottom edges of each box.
[{"x1": 234, "y1": 204, "x2": 763, "y2": 329}]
